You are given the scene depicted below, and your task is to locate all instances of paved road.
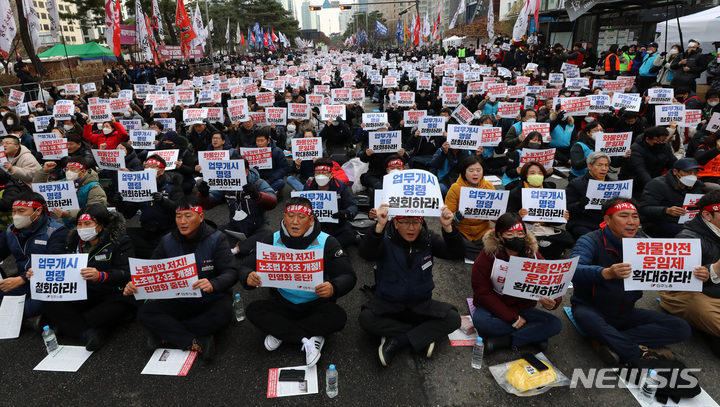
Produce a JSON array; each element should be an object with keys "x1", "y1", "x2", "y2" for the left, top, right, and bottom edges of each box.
[{"x1": 1, "y1": 98, "x2": 719, "y2": 406}]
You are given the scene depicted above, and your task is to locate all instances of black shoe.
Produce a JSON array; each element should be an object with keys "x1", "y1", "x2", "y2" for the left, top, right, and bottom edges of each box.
[
  {"x1": 82, "y1": 328, "x2": 108, "y2": 352},
  {"x1": 484, "y1": 335, "x2": 512, "y2": 354},
  {"x1": 591, "y1": 339, "x2": 620, "y2": 366},
  {"x1": 706, "y1": 334, "x2": 720, "y2": 358},
  {"x1": 379, "y1": 337, "x2": 401, "y2": 366},
  {"x1": 147, "y1": 334, "x2": 163, "y2": 351},
  {"x1": 192, "y1": 335, "x2": 216, "y2": 361},
  {"x1": 536, "y1": 340, "x2": 549, "y2": 352}
]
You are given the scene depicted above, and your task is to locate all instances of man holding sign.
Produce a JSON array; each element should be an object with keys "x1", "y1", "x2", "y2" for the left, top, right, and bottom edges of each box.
[
  {"x1": 0, "y1": 192, "x2": 69, "y2": 318},
  {"x1": 570, "y1": 198, "x2": 691, "y2": 364},
  {"x1": 125, "y1": 197, "x2": 238, "y2": 361},
  {"x1": 240, "y1": 198, "x2": 356, "y2": 367}
]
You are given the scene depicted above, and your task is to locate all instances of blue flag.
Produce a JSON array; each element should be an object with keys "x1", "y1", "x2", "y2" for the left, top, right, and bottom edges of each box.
[
  {"x1": 375, "y1": 20, "x2": 388, "y2": 35},
  {"x1": 396, "y1": 20, "x2": 404, "y2": 44}
]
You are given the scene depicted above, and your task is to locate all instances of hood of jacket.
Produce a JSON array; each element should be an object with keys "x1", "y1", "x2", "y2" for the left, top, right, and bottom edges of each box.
[
  {"x1": 9, "y1": 145, "x2": 34, "y2": 164},
  {"x1": 247, "y1": 166, "x2": 261, "y2": 184},
  {"x1": 279, "y1": 217, "x2": 322, "y2": 250},
  {"x1": 482, "y1": 227, "x2": 539, "y2": 257},
  {"x1": 67, "y1": 210, "x2": 126, "y2": 248},
  {"x1": 76, "y1": 168, "x2": 100, "y2": 186}
]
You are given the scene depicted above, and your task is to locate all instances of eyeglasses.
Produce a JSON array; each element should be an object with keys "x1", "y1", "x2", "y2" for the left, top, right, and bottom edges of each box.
[{"x1": 396, "y1": 220, "x2": 422, "y2": 227}]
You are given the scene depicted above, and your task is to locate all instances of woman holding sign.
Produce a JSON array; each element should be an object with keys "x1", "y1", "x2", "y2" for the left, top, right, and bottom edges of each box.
[
  {"x1": 503, "y1": 131, "x2": 552, "y2": 190},
  {"x1": 445, "y1": 156, "x2": 496, "y2": 261},
  {"x1": 470, "y1": 213, "x2": 562, "y2": 354},
  {"x1": 507, "y1": 162, "x2": 573, "y2": 260},
  {"x1": 36, "y1": 204, "x2": 135, "y2": 351}
]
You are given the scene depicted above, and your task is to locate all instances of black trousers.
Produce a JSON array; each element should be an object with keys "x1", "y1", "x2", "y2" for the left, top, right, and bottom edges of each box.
[
  {"x1": 43, "y1": 296, "x2": 136, "y2": 339},
  {"x1": 127, "y1": 227, "x2": 172, "y2": 259},
  {"x1": 358, "y1": 307, "x2": 461, "y2": 352},
  {"x1": 137, "y1": 297, "x2": 233, "y2": 349},
  {"x1": 246, "y1": 297, "x2": 347, "y2": 343}
]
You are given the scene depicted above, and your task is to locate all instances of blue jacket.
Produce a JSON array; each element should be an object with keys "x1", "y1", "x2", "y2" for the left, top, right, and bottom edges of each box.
[
  {"x1": 358, "y1": 222, "x2": 465, "y2": 304},
  {"x1": 154, "y1": 222, "x2": 238, "y2": 304},
  {"x1": 0, "y1": 214, "x2": 68, "y2": 277},
  {"x1": 638, "y1": 52, "x2": 658, "y2": 77},
  {"x1": 430, "y1": 148, "x2": 471, "y2": 183},
  {"x1": 570, "y1": 227, "x2": 643, "y2": 317}
]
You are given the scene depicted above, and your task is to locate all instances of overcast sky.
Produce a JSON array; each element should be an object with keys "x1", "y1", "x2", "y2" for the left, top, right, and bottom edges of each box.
[{"x1": 291, "y1": 0, "x2": 342, "y2": 34}]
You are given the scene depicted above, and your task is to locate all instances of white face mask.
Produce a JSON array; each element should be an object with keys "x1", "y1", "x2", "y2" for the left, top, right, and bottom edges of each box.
[
  {"x1": 36, "y1": 107, "x2": 44, "y2": 112},
  {"x1": 679, "y1": 174, "x2": 697, "y2": 187},
  {"x1": 102, "y1": 127, "x2": 113, "y2": 135},
  {"x1": 6, "y1": 119, "x2": 13, "y2": 125},
  {"x1": 482, "y1": 123, "x2": 492, "y2": 127},
  {"x1": 29, "y1": 117, "x2": 35, "y2": 123},
  {"x1": 591, "y1": 131, "x2": 601, "y2": 140},
  {"x1": 669, "y1": 49, "x2": 679, "y2": 55},
  {"x1": 525, "y1": 118, "x2": 536, "y2": 123},
  {"x1": 314, "y1": 174, "x2": 330, "y2": 186},
  {"x1": 389, "y1": 169, "x2": 401, "y2": 174},
  {"x1": 287, "y1": 125, "x2": 296, "y2": 132},
  {"x1": 709, "y1": 101, "x2": 719, "y2": 107},
  {"x1": 66, "y1": 170, "x2": 81, "y2": 181},
  {"x1": 77, "y1": 226, "x2": 99, "y2": 242},
  {"x1": 124, "y1": 112, "x2": 131, "y2": 118},
  {"x1": 64, "y1": 124, "x2": 74, "y2": 131},
  {"x1": 584, "y1": 116, "x2": 594, "y2": 123},
  {"x1": 12, "y1": 210, "x2": 37, "y2": 229},
  {"x1": 489, "y1": 97, "x2": 496, "y2": 102},
  {"x1": 285, "y1": 98, "x2": 292, "y2": 103}
]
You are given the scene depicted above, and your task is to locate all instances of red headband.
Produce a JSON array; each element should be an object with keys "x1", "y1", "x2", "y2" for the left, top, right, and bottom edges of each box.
[
  {"x1": 66, "y1": 162, "x2": 86, "y2": 171},
  {"x1": 498, "y1": 222, "x2": 524, "y2": 234},
  {"x1": 176, "y1": 205, "x2": 203, "y2": 214},
  {"x1": 393, "y1": 215, "x2": 423, "y2": 220},
  {"x1": 605, "y1": 202, "x2": 637, "y2": 216},
  {"x1": 315, "y1": 165, "x2": 332, "y2": 172},
  {"x1": 13, "y1": 200, "x2": 43, "y2": 209},
  {"x1": 703, "y1": 204, "x2": 720, "y2": 212},
  {"x1": 387, "y1": 159, "x2": 404, "y2": 168},
  {"x1": 145, "y1": 159, "x2": 165, "y2": 169},
  {"x1": 285, "y1": 204, "x2": 313, "y2": 216},
  {"x1": 78, "y1": 213, "x2": 96, "y2": 222}
]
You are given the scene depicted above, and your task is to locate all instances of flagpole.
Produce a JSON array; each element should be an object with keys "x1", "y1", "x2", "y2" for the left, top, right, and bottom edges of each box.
[{"x1": 57, "y1": 25, "x2": 74, "y2": 82}]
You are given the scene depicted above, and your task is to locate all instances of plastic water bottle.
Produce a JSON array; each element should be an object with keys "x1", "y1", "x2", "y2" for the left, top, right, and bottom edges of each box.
[
  {"x1": 326, "y1": 364, "x2": 338, "y2": 398},
  {"x1": 42, "y1": 325, "x2": 58, "y2": 354},
  {"x1": 638, "y1": 369, "x2": 660, "y2": 405},
  {"x1": 472, "y1": 337, "x2": 484, "y2": 369},
  {"x1": 233, "y1": 293, "x2": 245, "y2": 322}
]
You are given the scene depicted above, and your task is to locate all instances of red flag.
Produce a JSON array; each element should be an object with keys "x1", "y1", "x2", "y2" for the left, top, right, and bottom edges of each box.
[
  {"x1": 264, "y1": 32, "x2": 269, "y2": 47},
  {"x1": 534, "y1": 0, "x2": 540, "y2": 33},
  {"x1": 413, "y1": 12, "x2": 420, "y2": 46},
  {"x1": 145, "y1": 15, "x2": 161, "y2": 64},
  {"x1": 271, "y1": 29, "x2": 278, "y2": 43},
  {"x1": 175, "y1": 0, "x2": 196, "y2": 58},
  {"x1": 105, "y1": 0, "x2": 121, "y2": 57},
  {"x1": 241, "y1": 32, "x2": 245, "y2": 46}
]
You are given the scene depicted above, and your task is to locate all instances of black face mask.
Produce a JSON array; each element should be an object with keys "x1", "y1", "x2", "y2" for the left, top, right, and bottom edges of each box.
[
  {"x1": 160, "y1": 142, "x2": 174, "y2": 150},
  {"x1": 503, "y1": 236, "x2": 526, "y2": 253},
  {"x1": 528, "y1": 142, "x2": 542, "y2": 149}
]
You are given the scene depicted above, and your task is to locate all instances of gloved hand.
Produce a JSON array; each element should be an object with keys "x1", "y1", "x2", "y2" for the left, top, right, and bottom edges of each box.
[
  {"x1": 197, "y1": 181, "x2": 210, "y2": 197},
  {"x1": 608, "y1": 106, "x2": 616, "y2": 113},
  {"x1": 556, "y1": 110, "x2": 565, "y2": 121},
  {"x1": 454, "y1": 210, "x2": 465, "y2": 222},
  {"x1": 152, "y1": 192, "x2": 164, "y2": 202},
  {"x1": 114, "y1": 192, "x2": 124, "y2": 204},
  {"x1": 580, "y1": 196, "x2": 590, "y2": 211},
  {"x1": 618, "y1": 107, "x2": 626, "y2": 117},
  {"x1": 243, "y1": 183, "x2": 259, "y2": 200},
  {"x1": 331, "y1": 209, "x2": 353, "y2": 222}
]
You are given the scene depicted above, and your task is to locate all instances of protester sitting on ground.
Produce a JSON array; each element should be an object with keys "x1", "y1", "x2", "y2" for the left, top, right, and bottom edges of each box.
[
  {"x1": 124, "y1": 196, "x2": 238, "y2": 361},
  {"x1": 358, "y1": 203, "x2": 463, "y2": 366},
  {"x1": 254, "y1": 129, "x2": 289, "y2": 194},
  {"x1": 507, "y1": 162, "x2": 573, "y2": 259},
  {"x1": 33, "y1": 204, "x2": 135, "y2": 351},
  {"x1": 619, "y1": 126, "x2": 678, "y2": 199},
  {"x1": 445, "y1": 156, "x2": 495, "y2": 261},
  {"x1": 82, "y1": 116, "x2": 128, "y2": 150},
  {"x1": 639, "y1": 158, "x2": 705, "y2": 238},
  {"x1": 503, "y1": 131, "x2": 552, "y2": 191},
  {"x1": 471, "y1": 213, "x2": 562, "y2": 354},
  {"x1": 660, "y1": 191, "x2": 720, "y2": 357},
  {"x1": 570, "y1": 197, "x2": 691, "y2": 364},
  {"x1": 566, "y1": 152, "x2": 615, "y2": 240},
  {"x1": 240, "y1": 198, "x2": 356, "y2": 367},
  {"x1": 1, "y1": 131, "x2": 41, "y2": 186}
]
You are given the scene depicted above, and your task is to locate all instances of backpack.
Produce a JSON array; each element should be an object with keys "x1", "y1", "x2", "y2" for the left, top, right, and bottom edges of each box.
[{"x1": 332, "y1": 161, "x2": 350, "y2": 185}]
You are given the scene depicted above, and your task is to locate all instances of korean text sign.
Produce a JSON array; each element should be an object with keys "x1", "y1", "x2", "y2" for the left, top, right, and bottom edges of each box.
[
  {"x1": 203, "y1": 159, "x2": 247, "y2": 191},
  {"x1": 622, "y1": 239, "x2": 702, "y2": 292},
  {"x1": 32, "y1": 181, "x2": 80, "y2": 210},
  {"x1": 502, "y1": 256, "x2": 579, "y2": 300},
  {"x1": 383, "y1": 170, "x2": 443, "y2": 217},
  {"x1": 290, "y1": 191, "x2": 339, "y2": 223},
  {"x1": 458, "y1": 187, "x2": 508, "y2": 220},
  {"x1": 521, "y1": 188, "x2": 567, "y2": 223},
  {"x1": 118, "y1": 170, "x2": 158, "y2": 202},
  {"x1": 130, "y1": 254, "x2": 201, "y2": 300},
  {"x1": 31, "y1": 254, "x2": 88, "y2": 301},
  {"x1": 256, "y1": 242, "x2": 324, "y2": 292}
]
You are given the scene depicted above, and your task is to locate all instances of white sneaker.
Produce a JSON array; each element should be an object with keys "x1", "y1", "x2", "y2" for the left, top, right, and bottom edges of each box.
[
  {"x1": 301, "y1": 336, "x2": 325, "y2": 367},
  {"x1": 264, "y1": 335, "x2": 282, "y2": 351}
]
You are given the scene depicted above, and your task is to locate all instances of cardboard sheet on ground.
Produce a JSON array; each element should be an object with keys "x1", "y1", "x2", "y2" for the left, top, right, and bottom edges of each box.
[
  {"x1": 34, "y1": 346, "x2": 93, "y2": 372},
  {"x1": 521, "y1": 188, "x2": 567, "y2": 223},
  {"x1": 130, "y1": 254, "x2": 201, "y2": 300},
  {"x1": 622, "y1": 239, "x2": 702, "y2": 292},
  {"x1": 502, "y1": 257, "x2": 578, "y2": 300},
  {"x1": 383, "y1": 170, "x2": 443, "y2": 217},
  {"x1": 458, "y1": 187, "x2": 508, "y2": 220},
  {"x1": 141, "y1": 349, "x2": 197, "y2": 376},
  {"x1": 267, "y1": 365, "x2": 319, "y2": 398},
  {"x1": 256, "y1": 243, "x2": 324, "y2": 292},
  {"x1": 585, "y1": 180, "x2": 633, "y2": 210},
  {"x1": 0, "y1": 295, "x2": 24, "y2": 339},
  {"x1": 290, "y1": 191, "x2": 338, "y2": 223},
  {"x1": 32, "y1": 181, "x2": 80, "y2": 211},
  {"x1": 30, "y1": 254, "x2": 88, "y2": 301}
]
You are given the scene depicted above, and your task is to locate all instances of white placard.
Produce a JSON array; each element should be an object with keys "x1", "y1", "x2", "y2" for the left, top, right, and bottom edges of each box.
[
  {"x1": 266, "y1": 107, "x2": 287, "y2": 125},
  {"x1": 202, "y1": 159, "x2": 247, "y2": 191},
  {"x1": 451, "y1": 105, "x2": 474, "y2": 125},
  {"x1": 447, "y1": 124, "x2": 482, "y2": 150},
  {"x1": 418, "y1": 116, "x2": 446, "y2": 137},
  {"x1": 34, "y1": 133, "x2": 68, "y2": 160},
  {"x1": 141, "y1": 348, "x2": 197, "y2": 376},
  {"x1": 678, "y1": 194, "x2": 703, "y2": 224},
  {"x1": 0, "y1": 295, "x2": 25, "y2": 339},
  {"x1": 585, "y1": 179, "x2": 633, "y2": 210},
  {"x1": 519, "y1": 148, "x2": 556, "y2": 170},
  {"x1": 502, "y1": 257, "x2": 578, "y2": 300},
  {"x1": 288, "y1": 103, "x2": 310, "y2": 120},
  {"x1": 30, "y1": 254, "x2": 89, "y2": 301},
  {"x1": 320, "y1": 105, "x2": 346, "y2": 121},
  {"x1": 458, "y1": 187, "x2": 508, "y2": 220},
  {"x1": 363, "y1": 113, "x2": 388, "y2": 131},
  {"x1": 92, "y1": 149, "x2": 126, "y2": 171},
  {"x1": 291, "y1": 138, "x2": 322, "y2": 161},
  {"x1": 404, "y1": 110, "x2": 427, "y2": 127},
  {"x1": 612, "y1": 93, "x2": 642, "y2": 112},
  {"x1": 622, "y1": 239, "x2": 702, "y2": 292},
  {"x1": 88, "y1": 104, "x2": 112, "y2": 123},
  {"x1": 227, "y1": 99, "x2": 249, "y2": 123},
  {"x1": 183, "y1": 108, "x2": 208, "y2": 126},
  {"x1": 498, "y1": 102, "x2": 522, "y2": 118},
  {"x1": 587, "y1": 94, "x2": 612, "y2": 113},
  {"x1": 647, "y1": 88, "x2": 674, "y2": 104},
  {"x1": 240, "y1": 148, "x2": 272, "y2": 170},
  {"x1": 655, "y1": 104, "x2": 685, "y2": 125},
  {"x1": 559, "y1": 97, "x2": 590, "y2": 116},
  {"x1": 120, "y1": 119, "x2": 141, "y2": 131},
  {"x1": 369, "y1": 130, "x2": 401, "y2": 152},
  {"x1": 290, "y1": 191, "x2": 339, "y2": 223},
  {"x1": 383, "y1": 170, "x2": 443, "y2": 217},
  {"x1": 707, "y1": 112, "x2": 720, "y2": 133},
  {"x1": 129, "y1": 130, "x2": 156, "y2": 150},
  {"x1": 32, "y1": 181, "x2": 80, "y2": 211},
  {"x1": 130, "y1": 254, "x2": 201, "y2": 300},
  {"x1": 595, "y1": 132, "x2": 632, "y2": 156},
  {"x1": 118, "y1": 170, "x2": 158, "y2": 202},
  {"x1": 256, "y1": 242, "x2": 324, "y2": 291},
  {"x1": 521, "y1": 188, "x2": 567, "y2": 223}
]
